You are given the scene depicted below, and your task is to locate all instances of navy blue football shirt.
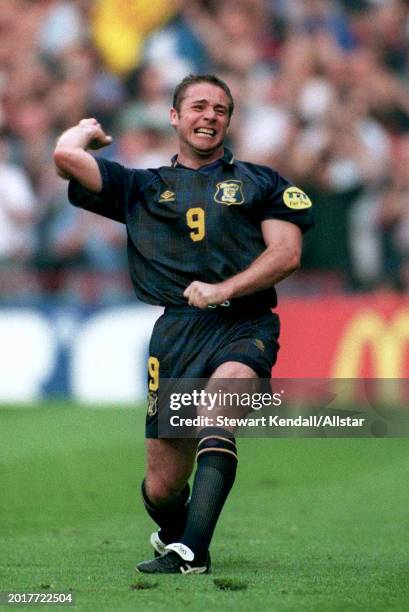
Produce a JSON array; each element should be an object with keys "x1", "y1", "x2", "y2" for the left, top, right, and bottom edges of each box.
[{"x1": 68, "y1": 148, "x2": 314, "y2": 307}]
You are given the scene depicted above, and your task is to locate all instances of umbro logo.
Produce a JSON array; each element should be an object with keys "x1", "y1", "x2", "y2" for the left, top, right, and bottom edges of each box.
[
  {"x1": 159, "y1": 190, "x2": 176, "y2": 202},
  {"x1": 254, "y1": 339, "x2": 265, "y2": 352}
]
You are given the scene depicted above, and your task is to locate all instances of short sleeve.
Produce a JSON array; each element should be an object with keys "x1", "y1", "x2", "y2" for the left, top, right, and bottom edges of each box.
[
  {"x1": 68, "y1": 158, "x2": 131, "y2": 223},
  {"x1": 262, "y1": 172, "x2": 314, "y2": 234}
]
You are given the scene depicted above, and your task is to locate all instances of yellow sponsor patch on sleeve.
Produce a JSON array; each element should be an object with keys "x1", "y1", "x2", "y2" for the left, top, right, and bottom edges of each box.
[{"x1": 283, "y1": 187, "x2": 312, "y2": 210}]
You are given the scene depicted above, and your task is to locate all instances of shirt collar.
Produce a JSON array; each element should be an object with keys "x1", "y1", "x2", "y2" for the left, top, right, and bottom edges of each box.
[{"x1": 171, "y1": 148, "x2": 234, "y2": 169}]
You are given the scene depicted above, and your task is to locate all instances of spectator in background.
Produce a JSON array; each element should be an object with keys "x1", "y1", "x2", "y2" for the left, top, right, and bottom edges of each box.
[
  {"x1": 352, "y1": 0, "x2": 409, "y2": 77},
  {"x1": 0, "y1": 135, "x2": 36, "y2": 264},
  {"x1": 117, "y1": 64, "x2": 172, "y2": 135},
  {"x1": 33, "y1": 175, "x2": 128, "y2": 300},
  {"x1": 349, "y1": 133, "x2": 409, "y2": 292},
  {"x1": 7, "y1": 99, "x2": 55, "y2": 190},
  {"x1": 236, "y1": 70, "x2": 296, "y2": 169},
  {"x1": 143, "y1": 1, "x2": 215, "y2": 85},
  {"x1": 191, "y1": 0, "x2": 267, "y2": 74},
  {"x1": 38, "y1": 0, "x2": 86, "y2": 56},
  {"x1": 377, "y1": 135, "x2": 409, "y2": 291},
  {"x1": 287, "y1": 83, "x2": 391, "y2": 282},
  {"x1": 341, "y1": 47, "x2": 409, "y2": 135},
  {"x1": 46, "y1": 44, "x2": 99, "y2": 131}
]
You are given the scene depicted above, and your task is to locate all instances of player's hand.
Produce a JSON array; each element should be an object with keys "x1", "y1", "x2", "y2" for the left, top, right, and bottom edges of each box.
[
  {"x1": 78, "y1": 118, "x2": 112, "y2": 150},
  {"x1": 183, "y1": 281, "x2": 230, "y2": 309}
]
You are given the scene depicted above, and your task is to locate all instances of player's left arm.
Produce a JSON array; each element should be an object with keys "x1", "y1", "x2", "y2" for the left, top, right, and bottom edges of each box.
[{"x1": 184, "y1": 219, "x2": 302, "y2": 308}]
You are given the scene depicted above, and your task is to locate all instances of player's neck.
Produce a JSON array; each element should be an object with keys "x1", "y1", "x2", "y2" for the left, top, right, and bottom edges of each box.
[{"x1": 176, "y1": 145, "x2": 224, "y2": 169}]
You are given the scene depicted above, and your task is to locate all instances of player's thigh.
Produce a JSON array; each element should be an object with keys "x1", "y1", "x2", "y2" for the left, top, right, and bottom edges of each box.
[
  {"x1": 145, "y1": 438, "x2": 197, "y2": 502},
  {"x1": 199, "y1": 361, "x2": 259, "y2": 431}
]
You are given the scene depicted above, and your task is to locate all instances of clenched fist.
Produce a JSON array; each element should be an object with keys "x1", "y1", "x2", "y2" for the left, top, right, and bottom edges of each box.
[
  {"x1": 183, "y1": 281, "x2": 230, "y2": 309},
  {"x1": 78, "y1": 118, "x2": 112, "y2": 150}
]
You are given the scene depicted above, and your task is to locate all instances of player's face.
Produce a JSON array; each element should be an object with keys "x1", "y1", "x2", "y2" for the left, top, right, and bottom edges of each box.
[{"x1": 170, "y1": 83, "x2": 230, "y2": 157}]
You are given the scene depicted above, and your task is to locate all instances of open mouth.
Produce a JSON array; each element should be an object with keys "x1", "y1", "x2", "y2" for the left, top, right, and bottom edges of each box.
[{"x1": 194, "y1": 128, "x2": 216, "y2": 137}]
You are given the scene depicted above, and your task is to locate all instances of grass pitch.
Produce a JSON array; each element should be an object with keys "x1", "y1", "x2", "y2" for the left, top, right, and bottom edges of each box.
[{"x1": 1, "y1": 405, "x2": 408, "y2": 611}]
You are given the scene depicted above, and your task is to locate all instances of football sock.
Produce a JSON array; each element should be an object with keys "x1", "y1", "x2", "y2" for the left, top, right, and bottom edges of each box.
[
  {"x1": 141, "y1": 479, "x2": 190, "y2": 545},
  {"x1": 179, "y1": 427, "x2": 238, "y2": 561}
]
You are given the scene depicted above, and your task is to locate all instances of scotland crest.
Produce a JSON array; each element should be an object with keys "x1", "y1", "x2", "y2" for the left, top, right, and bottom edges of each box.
[
  {"x1": 214, "y1": 180, "x2": 244, "y2": 205},
  {"x1": 147, "y1": 391, "x2": 158, "y2": 416}
]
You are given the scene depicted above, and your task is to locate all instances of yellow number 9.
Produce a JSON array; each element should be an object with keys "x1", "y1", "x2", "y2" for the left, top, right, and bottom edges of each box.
[
  {"x1": 148, "y1": 356, "x2": 159, "y2": 391},
  {"x1": 186, "y1": 207, "x2": 205, "y2": 242}
]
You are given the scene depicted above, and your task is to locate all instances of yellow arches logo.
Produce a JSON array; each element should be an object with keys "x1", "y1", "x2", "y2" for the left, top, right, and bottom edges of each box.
[{"x1": 332, "y1": 309, "x2": 409, "y2": 378}]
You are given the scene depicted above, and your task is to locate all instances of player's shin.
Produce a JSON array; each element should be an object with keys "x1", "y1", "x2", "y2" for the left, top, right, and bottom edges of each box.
[{"x1": 178, "y1": 428, "x2": 238, "y2": 562}]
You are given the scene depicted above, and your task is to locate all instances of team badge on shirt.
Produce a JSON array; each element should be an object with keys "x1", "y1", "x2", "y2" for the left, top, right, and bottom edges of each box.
[
  {"x1": 283, "y1": 187, "x2": 312, "y2": 210},
  {"x1": 214, "y1": 180, "x2": 244, "y2": 205},
  {"x1": 159, "y1": 190, "x2": 176, "y2": 203},
  {"x1": 147, "y1": 391, "x2": 158, "y2": 416}
]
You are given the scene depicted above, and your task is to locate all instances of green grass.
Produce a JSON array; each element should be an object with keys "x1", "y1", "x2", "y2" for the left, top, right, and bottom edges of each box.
[{"x1": 1, "y1": 404, "x2": 408, "y2": 611}]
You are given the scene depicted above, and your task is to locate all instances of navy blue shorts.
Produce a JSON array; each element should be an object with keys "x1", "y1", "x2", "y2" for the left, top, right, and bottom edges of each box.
[{"x1": 145, "y1": 304, "x2": 280, "y2": 438}]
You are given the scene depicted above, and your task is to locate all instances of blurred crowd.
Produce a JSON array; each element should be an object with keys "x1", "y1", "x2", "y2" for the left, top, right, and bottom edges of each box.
[{"x1": 0, "y1": 0, "x2": 408, "y2": 302}]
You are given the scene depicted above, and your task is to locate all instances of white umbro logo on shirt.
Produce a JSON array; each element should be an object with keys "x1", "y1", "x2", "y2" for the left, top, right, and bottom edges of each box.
[{"x1": 159, "y1": 190, "x2": 176, "y2": 202}]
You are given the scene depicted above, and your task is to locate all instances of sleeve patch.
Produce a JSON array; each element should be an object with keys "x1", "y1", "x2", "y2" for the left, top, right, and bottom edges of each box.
[{"x1": 283, "y1": 187, "x2": 312, "y2": 210}]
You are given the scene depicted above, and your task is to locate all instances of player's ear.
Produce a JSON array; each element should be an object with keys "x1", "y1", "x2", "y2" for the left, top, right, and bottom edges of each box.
[{"x1": 169, "y1": 107, "x2": 179, "y2": 129}]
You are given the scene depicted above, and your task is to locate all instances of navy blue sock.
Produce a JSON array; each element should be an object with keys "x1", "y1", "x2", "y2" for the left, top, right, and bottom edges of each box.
[
  {"x1": 141, "y1": 479, "x2": 190, "y2": 545},
  {"x1": 180, "y1": 428, "x2": 238, "y2": 561}
]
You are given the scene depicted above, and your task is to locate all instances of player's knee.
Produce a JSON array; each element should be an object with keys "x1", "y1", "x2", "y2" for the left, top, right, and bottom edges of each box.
[
  {"x1": 212, "y1": 361, "x2": 257, "y2": 378},
  {"x1": 144, "y1": 477, "x2": 186, "y2": 507}
]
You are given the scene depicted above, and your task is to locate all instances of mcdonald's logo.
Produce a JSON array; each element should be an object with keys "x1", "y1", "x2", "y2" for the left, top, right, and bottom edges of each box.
[
  {"x1": 332, "y1": 308, "x2": 409, "y2": 378},
  {"x1": 329, "y1": 307, "x2": 409, "y2": 408}
]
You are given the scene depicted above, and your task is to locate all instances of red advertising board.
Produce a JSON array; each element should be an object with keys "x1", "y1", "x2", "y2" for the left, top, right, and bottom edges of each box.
[{"x1": 274, "y1": 293, "x2": 409, "y2": 378}]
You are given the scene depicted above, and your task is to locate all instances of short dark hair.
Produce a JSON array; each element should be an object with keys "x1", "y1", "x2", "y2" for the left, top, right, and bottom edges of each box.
[{"x1": 172, "y1": 74, "x2": 234, "y2": 118}]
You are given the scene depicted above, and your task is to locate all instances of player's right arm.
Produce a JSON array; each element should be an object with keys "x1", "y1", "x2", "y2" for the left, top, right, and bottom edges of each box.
[{"x1": 53, "y1": 118, "x2": 112, "y2": 192}]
